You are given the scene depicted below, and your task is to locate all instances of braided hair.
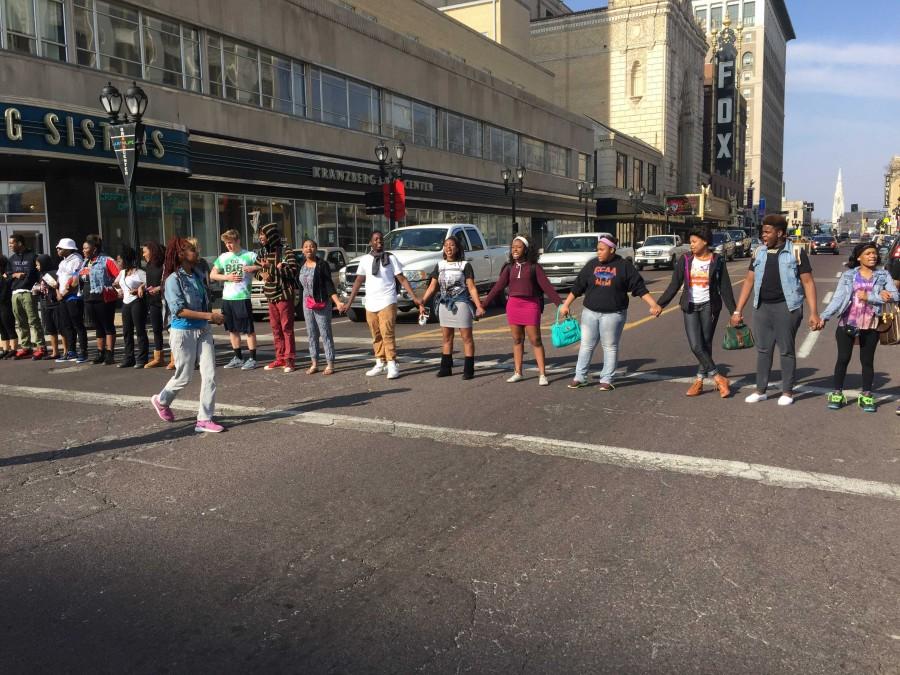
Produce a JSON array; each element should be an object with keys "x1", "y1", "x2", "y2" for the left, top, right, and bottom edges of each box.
[{"x1": 162, "y1": 236, "x2": 193, "y2": 282}]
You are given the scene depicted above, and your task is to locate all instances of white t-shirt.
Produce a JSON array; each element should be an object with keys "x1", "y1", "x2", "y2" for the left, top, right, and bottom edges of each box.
[
  {"x1": 689, "y1": 256, "x2": 711, "y2": 304},
  {"x1": 356, "y1": 252, "x2": 403, "y2": 312},
  {"x1": 115, "y1": 269, "x2": 147, "y2": 305}
]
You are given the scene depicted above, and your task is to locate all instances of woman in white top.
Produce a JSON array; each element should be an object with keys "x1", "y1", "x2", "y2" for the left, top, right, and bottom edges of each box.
[
  {"x1": 419, "y1": 235, "x2": 487, "y2": 379},
  {"x1": 114, "y1": 245, "x2": 149, "y2": 368}
]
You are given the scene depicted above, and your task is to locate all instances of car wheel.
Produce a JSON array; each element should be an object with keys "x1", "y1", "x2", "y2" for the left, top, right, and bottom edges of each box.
[{"x1": 347, "y1": 307, "x2": 365, "y2": 323}]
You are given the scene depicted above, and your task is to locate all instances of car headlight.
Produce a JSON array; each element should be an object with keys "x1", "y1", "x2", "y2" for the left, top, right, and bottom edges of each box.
[
  {"x1": 338, "y1": 269, "x2": 347, "y2": 284},
  {"x1": 404, "y1": 270, "x2": 428, "y2": 282}
]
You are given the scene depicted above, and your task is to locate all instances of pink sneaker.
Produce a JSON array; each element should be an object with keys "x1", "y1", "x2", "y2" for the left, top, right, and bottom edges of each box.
[
  {"x1": 194, "y1": 419, "x2": 224, "y2": 433},
  {"x1": 151, "y1": 394, "x2": 175, "y2": 422}
]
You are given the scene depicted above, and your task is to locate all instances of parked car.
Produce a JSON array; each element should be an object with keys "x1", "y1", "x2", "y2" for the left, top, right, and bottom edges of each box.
[
  {"x1": 538, "y1": 232, "x2": 635, "y2": 290},
  {"x1": 810, "y1": 235, "x2": 839, "y2": 255},
  {"x1": 749, "y1": 237, "x2": 763, "y2": 257},
  {"x1": 887, "y1": 236, "x2": 900, "y2": 276},
  {"x1": 634, "y1": 234, "x2": 689, "y2": 270},
  {"x1": 338, "y1": 224, "x2": 508, "y2": 322},
  {"x1": 837, "y1": 232, "x2": 850, "y2": 242},
  {"x1": 250, "y1": 246, "x2": 348, "y2": 320},
  {"x1": 877, "y1": 235, "x2": 895, "y2": 260},
  {"x1": 711, "y1": 231, "x2": 736, "y2": 261},
  {"x1": 726, "y1": 228, "x2": 751, "y2": 258}
]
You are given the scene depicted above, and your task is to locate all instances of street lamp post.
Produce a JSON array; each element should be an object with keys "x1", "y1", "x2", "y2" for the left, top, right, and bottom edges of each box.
[
  {"x1": 100, "y1": 81, "x2": 148, "y2": 248},
  {"x1": 577, "y1": 177, "x2": 597, "y2": 232},
  {"x1": 501, "y1": 166, "x2": 526, "y2": 234},
  {"x1": 628, "y1": 188, "x2": 646, "y2": 249},
  {"x1": 375, "y1": 139, "x2": 405, "y2": 229}
]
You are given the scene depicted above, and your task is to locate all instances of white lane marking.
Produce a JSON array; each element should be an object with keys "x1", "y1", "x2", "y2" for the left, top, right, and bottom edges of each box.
[
  {"x1": 1, "y1": 383, "x2": 898, "y2": 503},
  {"x1": 798, "y1": 290, "x2": 833, "y2": 359}
]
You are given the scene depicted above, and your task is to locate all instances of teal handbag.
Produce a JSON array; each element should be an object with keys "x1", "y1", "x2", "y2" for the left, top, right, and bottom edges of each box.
[{"x1": 551, "y1": 307, "x2": 581, "y2": 348}]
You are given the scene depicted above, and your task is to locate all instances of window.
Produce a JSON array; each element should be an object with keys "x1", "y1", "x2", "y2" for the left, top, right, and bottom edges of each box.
[
  {"x1": 726, "y1": 3, "x2": 739, "y2": 25},
  {"x1": 630, "y1": 60, "x2": 645, "y2": 98},
  {"x1": 3, "y1": 0, "x2": 66, "y2": 60},
  {"x1": 439, "y1": 110, "x2": 482, "y2": 157},
  {"x1": 709, "y1": 5, "x2": 722, "y2": 30},
  {"x1": 633, "y1": 158, "x2": 643, "y2": 190},
  {"x1": 742, "y1": 1, "x2": 755, "y2": 26},
  {"x1": 487, "y1": 126, "x2": 517, "y2": 166},
  {"x1": 348, "y1": 80, "x2": 380, "y2": 133},
  {"x1": 311, "y1": 68, "x2": 351, "y2": 127},
  {"x1": 464, "y1": 227, "x2": 484, "y2": 251},
  {"x1": 647, "y1": 164, "x2": 657, "y2": 195},
  {"x1": 548, "y1": 144, "x2": 569, "y2": 177},
  {"x1": 76, "y1": 0, "x2": 201, "y2": 88},
  {"x1": 384, "y1": 93, "x2": 411, "y2": 142},
  {"x1": 694, "y1": 7, "x2": 707, "y2": 29},
  {"x1": 463, "y1": 117, "x2": 482, "y2": 157},
  {"x1": 411, "y1": 101, "x2": 435, "y2": 147},
  {"x1": 260, "y1": 51, "x2": 292, "y2": 113},
  {"x1": 578, "y1": 153, "x2": 590, "y2": 181},
  {"x1": 616, "y1": 152, "x2": 627, "y2": 189},
  {"x1": 292, "y1": 64, "x2": 306, "y2": 117},
  {"x1": 742, "y1": 51, "x2": 753, "y2": 72},
  {"x1": 224, "y1": 39, "x2": 260, "y2": 105},
  {"x1": 521, "y1": 137, "x2": 545, "y2": 172}
]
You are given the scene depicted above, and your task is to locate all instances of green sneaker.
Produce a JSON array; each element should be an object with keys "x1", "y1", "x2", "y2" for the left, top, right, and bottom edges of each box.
[
  {"x1": 826, "y1": 392, "x2": 846, "y2": 410},
  {"x1": 857, "y1": 393, "x2": 876, "y2": 413}
]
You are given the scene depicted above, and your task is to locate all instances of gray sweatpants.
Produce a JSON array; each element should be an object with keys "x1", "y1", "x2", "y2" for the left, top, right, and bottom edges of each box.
[
  {"x1": 752, "y1": 301, "x2": 803, "y2": 394},
  {"x1": 158, "y1": 326, "x2": 217, "y2": 421}
]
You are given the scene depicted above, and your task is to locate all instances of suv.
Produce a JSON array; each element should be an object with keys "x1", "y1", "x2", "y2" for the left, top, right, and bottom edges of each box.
[
  {"x1": 727, "y1": 229, "x2": 751, "y2": 258},
  {"x1": 634, "y1": 234, "x2": 688, "y2": 270},
  {"x1": 250, "y1": 246, "x2": 347, "y2": 319},
  {"x1": 711, "y1": 231, "x2": 736, "y2": 261},
  {"x1": 538, "y1": 232, "x2": 635, "y2": 289}
]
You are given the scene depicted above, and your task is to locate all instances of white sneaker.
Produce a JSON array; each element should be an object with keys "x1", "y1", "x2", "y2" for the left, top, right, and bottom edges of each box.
[
  {"x1": 538, "y1": 375, "x2": 549, "y2": 386},
  {"x1": 506, "y1": 372, "x2": 523, "y2": 383},
  {"x1": 386, "y1": 361, "x2": 400, "y2": 379},
  {"x1": 744, "y1": 392, "x2": 768, "y2": 403},
  {"x1": 366, "y1": 361, "x2": 385, "y2": 377},
  {"x1": 777, "y1": 395, "x2": 794, "y2": 406}
]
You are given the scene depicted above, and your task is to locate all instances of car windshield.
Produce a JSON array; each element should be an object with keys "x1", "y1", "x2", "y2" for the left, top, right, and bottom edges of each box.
[
  {"x1": 728, "y1": 230, "x2": 746, "y2": 238},
  {"x1": 712, "y1": 233, "x2": 729, "y2": 244},
  {"x1": 643, "y1": 236, "x2": 673, "y2": 246},
  {"x1": 814, "y1": 236, "x2": 833, "y2": 243},
  {"x1": 382, "y1": 228, "x2": 447, "y2": 251},
  {"x1": 545, "y1": 236, "x2": 604, "y2": 253}
]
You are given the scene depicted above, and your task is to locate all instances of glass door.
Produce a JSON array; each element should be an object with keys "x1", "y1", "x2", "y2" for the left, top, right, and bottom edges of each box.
[{"x1": 1, "y1": 225, "x2": 49, "y2": 256}]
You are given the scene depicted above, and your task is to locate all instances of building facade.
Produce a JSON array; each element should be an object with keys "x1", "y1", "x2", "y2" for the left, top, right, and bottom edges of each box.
[
  {"x1": 530, "y1": 0, "x2": 708, "y2": 201},
  {"x1": 886, "y1": 155, "x2": 900, "y2": 230},
  {"x1": 690, "y1": 0, "x2": 795, "y2": 213},
  {"x1": 0, "y1": 0, "x2": 593, "y2": 260},
  {"x1": 781, "y1": 198, "x2": 813, "y2": 234}
]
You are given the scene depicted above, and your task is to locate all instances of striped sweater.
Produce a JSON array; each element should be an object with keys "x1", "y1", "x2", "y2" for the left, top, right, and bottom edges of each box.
[{"x1": 255, "y1": 223, "x2": 299, "y2": 303}]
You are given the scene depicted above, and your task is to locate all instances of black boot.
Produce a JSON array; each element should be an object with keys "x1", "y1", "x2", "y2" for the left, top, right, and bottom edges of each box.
[
  {"x1": 104, "y1": 348, "x2": 115, "y2": 365},
  {"x1": 118, "y1": 355, "x2": 135, "y2": 368},
  {"x1": 436, "y1": 354, "x2": 453, "y2": 377},
  {"x1": 92, "y1": 349, "x2": 105, "y2": 365},
  {"x1": 462, "y1": 356, "x2": 475, "y2": 380}
]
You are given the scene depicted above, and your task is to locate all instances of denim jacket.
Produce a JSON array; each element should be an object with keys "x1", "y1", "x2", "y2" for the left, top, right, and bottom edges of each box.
[
  {"x1": 164, "y1": 267, "x2": 209, "y2": 330},
  {"x1": 751, "y1": 241, "x2": 806, "y2": 311},
  {"x1": 821, "y1": 268, "x2": 898, "y2": 321}
]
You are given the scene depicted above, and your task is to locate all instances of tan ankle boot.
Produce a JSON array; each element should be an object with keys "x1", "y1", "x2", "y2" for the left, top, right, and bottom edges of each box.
[
  {"x1": 686, "y1": 379, "x2": 704, "y2": 396},
  {"x1": 713, "y1": 374, "x2": 731, "y2": 398},
  {"x1": 165, "y1": 352, "x2": 176, "y2": 370},
  {"x1": 144, "y1": 350, "x2": 163, "y2": 368}
]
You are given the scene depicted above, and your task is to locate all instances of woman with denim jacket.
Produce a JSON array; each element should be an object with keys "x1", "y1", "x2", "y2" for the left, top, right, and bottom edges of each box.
[
  {"x1": 816, "y1": 242, "x2": 899, "y2": 413},
  {"x1": 732, "y1": 215, "x2": 821, "y2": 406},
  {"x1": 150, "y1": 237, "x2": 226, "y2": 433},
  {"x1": 657, "y1": 228, "x2": 736, "y2": 398}
]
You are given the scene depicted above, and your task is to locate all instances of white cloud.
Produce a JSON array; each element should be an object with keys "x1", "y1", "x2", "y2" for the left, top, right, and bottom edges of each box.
[{"x1": 787, "y1": 41, "x2": 900, "y2": 100}]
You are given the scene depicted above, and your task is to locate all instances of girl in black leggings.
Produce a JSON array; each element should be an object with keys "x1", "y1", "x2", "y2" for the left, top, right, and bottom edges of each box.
[
  {"x1": 819, "y1": 242, "x2": 898, "y2": 412},
  {"x1": 78, "y1": 234, "x2": 120, "y2": 365}
]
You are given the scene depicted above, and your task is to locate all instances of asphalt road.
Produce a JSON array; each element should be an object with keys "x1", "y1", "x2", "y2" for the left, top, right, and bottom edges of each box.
[{"x1": 1, "y1": 245, "x2": 898, "y2": 673}]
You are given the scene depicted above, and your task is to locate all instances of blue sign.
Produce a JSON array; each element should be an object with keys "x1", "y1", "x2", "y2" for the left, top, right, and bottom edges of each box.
[
  {"x1": 1, "y1": 100, "x2": 190, "y2": 173},
  {"x1": 758, "y1": 197, "x2": 766, "y2": 216}
]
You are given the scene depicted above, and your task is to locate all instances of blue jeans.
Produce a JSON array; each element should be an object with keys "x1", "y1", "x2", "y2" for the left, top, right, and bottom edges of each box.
[
  {"x1": 303, "y1": 301, "x2": 336, "y2": 363},
  {"x1": 574, "y1": 308, "x2": 626, "y2": 384}
]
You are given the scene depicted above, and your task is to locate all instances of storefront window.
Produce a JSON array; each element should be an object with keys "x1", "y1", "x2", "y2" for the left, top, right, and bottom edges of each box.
[
  {"x1": 353, "y1": 208, "x2": 376, "y2": 254},
  {"x1": 191, "y1": 192, "x2": 218, "y2": 259},
  {"x1": 337, "y1": 203, "x2": 355, "y2": 252},
  {"x1": 316, "y1": 202, "x2": 337, "y2": 248},
  {"x1": 217, "y1": 194, "x2": 246, "y2": 244},
  {"x1": 295, "y1": 200, "x2": 316, "y2": 245},
  {"x1": 96, "y1": 185, "x2": 160, "y2": 253},
  {"x1": 135, "y1": 188, "x2": 162, "y2": 248},
  {"x1": 162, "y1": 190, "x2": 191, "y2": 243},
  {"x1": 0, "y1": 182, "x2": 45, "y2": 215},
  {"x1": 271, "y1": 199, "x2": 294, "y2": 247}
]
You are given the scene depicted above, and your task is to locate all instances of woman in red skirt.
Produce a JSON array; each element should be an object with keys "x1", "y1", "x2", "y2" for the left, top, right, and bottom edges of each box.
[{"x1": 483, "y1": 234, "x2": 562, "y2": 385}]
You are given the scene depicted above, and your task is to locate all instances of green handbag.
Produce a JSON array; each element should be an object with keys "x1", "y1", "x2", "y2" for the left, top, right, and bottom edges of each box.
[
  {"x1": 551, "y1": 307, "x2": 581, "y2": 348},
  {"x1": 722, "y1": 322, "x2": 755, "y2": 350}
]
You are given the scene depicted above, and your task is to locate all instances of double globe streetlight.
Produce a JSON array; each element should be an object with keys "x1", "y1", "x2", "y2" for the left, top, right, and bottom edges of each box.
[
  {"x1": 99, "y1": 81, "x2": 149, "y2": 248},
  {"x1": 375, "y1": 138, "x2": 406, "y2": 228},
  {"x1": 577, "y1": 178, "x2": 597, "y2": 232},
  {"x1": 501, "y1": 166, "x2": 526, "y2": 234}
]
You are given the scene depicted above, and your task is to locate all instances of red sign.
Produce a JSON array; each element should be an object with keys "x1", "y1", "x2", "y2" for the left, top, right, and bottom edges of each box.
[
  {"x1": 383, "y1": 179, "x2": 406, "y2": 220},
  {"x1": 666, "y1": 195, "x2": 694, "y2": 216}
]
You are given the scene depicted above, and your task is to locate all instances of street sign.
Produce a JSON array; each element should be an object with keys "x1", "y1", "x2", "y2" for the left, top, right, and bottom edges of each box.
[{"x1": 111, "y1": 123, "x2": 137, "y2": 190}]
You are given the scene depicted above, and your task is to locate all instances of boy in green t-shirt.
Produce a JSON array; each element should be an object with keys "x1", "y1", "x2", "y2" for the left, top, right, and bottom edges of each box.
[{"x1": 211, "y1": 230, "x2": 260, "y2": 369}]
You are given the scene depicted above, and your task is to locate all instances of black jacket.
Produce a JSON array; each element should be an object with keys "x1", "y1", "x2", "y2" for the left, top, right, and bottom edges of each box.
[
  {"x1": 145, "y1": 262, "x2": 164, "y2": 306},
  {"x1": 305, "y1": 258, "x2": 337, "y2": 304},
  {"x1": 657, "y1": 253, "x2": 736, "y2": 313}
]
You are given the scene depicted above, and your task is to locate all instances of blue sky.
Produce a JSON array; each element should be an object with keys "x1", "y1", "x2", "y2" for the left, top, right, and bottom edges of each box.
[{"x1": 564, "y1": 0, "x2": 900, "y2": 219}]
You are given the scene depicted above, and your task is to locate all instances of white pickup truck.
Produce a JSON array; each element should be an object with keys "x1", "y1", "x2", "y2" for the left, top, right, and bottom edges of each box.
[
  {"x1": 538, "y1": 232, "x2": 635, "y2": 290},
  {"x1": 338, "y1": 224, "x2": 508, "y2": 322},
  {"x1": 634, "y1": 234, "x2": 689, "y2": 270}
]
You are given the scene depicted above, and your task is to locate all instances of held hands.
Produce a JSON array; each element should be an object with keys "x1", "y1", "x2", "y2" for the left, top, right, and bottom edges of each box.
[
  {"x1": 649, "y1": 304, "x2": 663, "y2": 318},
  {"x1": 209, "y1": 311, "x2": 225, "y2": 326},
  {"x1": 136, "y1": 286, "x2": 144, "y2": 298},
  {"x1": 559, "y1": 304, "x2": 571, "y2": 318},
  {"x1": 475, "y1": 306, "x2": 486, "y2": 318},
  {"x1": 808, "y1": 314, "x2": 824, "y2": 331},
  {"x1": 880, "y1": 290, "x2": 894, "y2": 302},
  {"x1": 729, "y1": 312, "x2": 744, "y2": 327}
]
